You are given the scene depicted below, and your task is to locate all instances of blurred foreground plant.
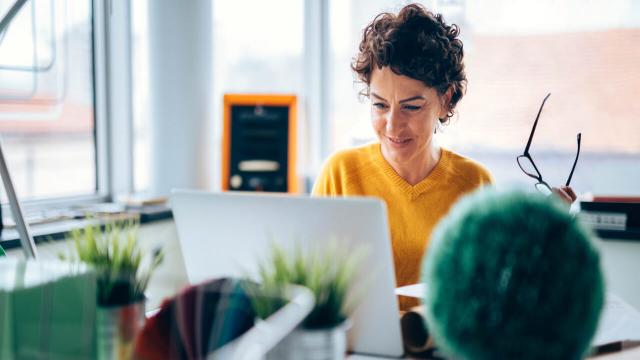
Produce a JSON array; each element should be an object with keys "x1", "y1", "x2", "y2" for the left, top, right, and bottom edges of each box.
[
  {"x1": 247, "y1": 241, "x2": 365, "y2": 329},
  {"x1": 60, "y1": 217, "x2": 164, "y2": 306}
]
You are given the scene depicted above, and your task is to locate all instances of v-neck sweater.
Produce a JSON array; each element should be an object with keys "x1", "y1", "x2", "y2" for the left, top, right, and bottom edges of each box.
[{"x1": 312, "y1": 143, "x2": 493, "y2": 309}]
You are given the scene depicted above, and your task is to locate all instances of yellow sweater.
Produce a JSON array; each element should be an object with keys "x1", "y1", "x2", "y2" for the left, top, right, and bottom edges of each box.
[{"x1": 312, "y1": 143, "x2": 493, "y2": 309}]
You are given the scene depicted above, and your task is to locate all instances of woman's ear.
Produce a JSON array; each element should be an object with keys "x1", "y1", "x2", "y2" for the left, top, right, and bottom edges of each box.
[{"x1": 439, "y1": 87, "x2": 454, "y2": 119}]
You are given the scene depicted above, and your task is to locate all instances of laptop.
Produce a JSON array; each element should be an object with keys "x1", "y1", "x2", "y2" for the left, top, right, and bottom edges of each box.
[{"x1": 171, "y1": 190, "x2": 404, "y2": 357}]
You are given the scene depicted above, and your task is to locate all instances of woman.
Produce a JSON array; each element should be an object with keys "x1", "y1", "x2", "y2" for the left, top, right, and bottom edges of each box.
[{"x1": 312, "y1": 4, "x2": 575, "y2": 309}]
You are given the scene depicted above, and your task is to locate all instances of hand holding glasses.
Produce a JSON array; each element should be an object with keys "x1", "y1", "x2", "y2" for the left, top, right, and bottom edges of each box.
[{"x1": 517, "y1": 93, "x2": 581, "y2": 195}]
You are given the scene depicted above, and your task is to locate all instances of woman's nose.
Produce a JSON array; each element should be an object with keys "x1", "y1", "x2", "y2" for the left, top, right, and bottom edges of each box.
[{"x1": 385, "y1": 107, "x2": 404, "y2": 131}]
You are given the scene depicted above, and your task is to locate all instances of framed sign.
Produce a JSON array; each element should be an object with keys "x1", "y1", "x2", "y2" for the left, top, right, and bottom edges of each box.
[{"x1": 222, "y1": 94, "x2": 297, "y2": 193}]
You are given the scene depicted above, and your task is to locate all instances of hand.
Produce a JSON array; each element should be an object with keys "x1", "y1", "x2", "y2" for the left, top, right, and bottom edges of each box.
[{"x1": 552, "y1": 186, "x2": 577, "y2": 205}]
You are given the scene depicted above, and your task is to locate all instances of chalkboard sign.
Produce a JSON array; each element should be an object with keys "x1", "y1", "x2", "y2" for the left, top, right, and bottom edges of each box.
[{"x1": 222, "y1": 94, "x2": 297, "y2": 193}]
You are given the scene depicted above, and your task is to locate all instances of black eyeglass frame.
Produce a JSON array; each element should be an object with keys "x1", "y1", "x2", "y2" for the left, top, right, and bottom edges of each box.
[{"x1": 516, "y1": 93, "x2": 581, "y2": 193}]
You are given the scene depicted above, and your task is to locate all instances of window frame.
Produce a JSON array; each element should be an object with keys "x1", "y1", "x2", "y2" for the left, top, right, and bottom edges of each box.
[
  {"x1": 0, "y1": 0, "x2": 133, "y2": 217},
  {"x1": 303, "y1": 0, "x2": 332, "y2": 173}
]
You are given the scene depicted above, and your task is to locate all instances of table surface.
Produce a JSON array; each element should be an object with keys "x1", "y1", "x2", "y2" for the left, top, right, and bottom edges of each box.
[{"x1": 5, "y1": 219, "x2": 640, "y2": 359}]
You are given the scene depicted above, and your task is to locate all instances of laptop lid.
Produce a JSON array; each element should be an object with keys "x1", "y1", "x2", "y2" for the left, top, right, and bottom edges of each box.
[{"x1": 171, "y1": 190, "x2": 404, "y2": 357}]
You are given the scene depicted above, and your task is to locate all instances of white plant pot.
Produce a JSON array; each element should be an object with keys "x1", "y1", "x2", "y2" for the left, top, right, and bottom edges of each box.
[{"x1": 267, "y1": 321, "x2": 350, "y2": 360}]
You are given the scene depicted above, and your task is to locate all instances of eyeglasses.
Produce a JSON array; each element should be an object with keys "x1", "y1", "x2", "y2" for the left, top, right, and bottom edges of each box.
[{"x1": 517, "y1": 93, "x2": 581, "y2": 195}]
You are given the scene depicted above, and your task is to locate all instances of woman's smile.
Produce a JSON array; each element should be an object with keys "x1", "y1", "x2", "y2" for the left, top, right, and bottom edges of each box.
[{"x1": 386, "y1": 136, "x2": 413, "y2": 147}]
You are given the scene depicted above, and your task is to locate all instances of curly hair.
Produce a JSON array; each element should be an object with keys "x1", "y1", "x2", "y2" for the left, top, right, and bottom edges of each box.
[{"x1": 352, "y1": 3, "x2": 467, "y2": 123}]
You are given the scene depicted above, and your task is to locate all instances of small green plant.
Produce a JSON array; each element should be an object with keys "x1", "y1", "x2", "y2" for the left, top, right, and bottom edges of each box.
[
  {"x1": 60, "y1": 217, "x2": 164, "y2": 307},
  {"x1": 248, "y1": 242, "x2": 364, "y2": 329}
]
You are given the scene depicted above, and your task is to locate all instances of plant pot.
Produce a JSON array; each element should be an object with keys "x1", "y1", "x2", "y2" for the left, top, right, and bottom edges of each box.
[
  {"x1": 267, "y1": 321, "x2": 351, "y2": 360},
  {"x1": 96, "y1": 300, "x2": 146, "y2": 360}
]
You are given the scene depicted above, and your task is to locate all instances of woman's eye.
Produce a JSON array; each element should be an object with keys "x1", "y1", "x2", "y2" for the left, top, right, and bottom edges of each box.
[
  {"x1": 403, "y1": 105, "x2": 421, "y2": 111},
  {"x1": 373, "y1": 103, "x2": 387, "y2": 110}
]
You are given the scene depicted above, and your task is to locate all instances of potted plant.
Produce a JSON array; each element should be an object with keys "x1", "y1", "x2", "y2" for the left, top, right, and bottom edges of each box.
[
  {"x1": 60, "y1": 217, "x2": 163, "y2": 360},
  {"x1": 247, "y1": 242, "x2": 363, "y2": 359}
]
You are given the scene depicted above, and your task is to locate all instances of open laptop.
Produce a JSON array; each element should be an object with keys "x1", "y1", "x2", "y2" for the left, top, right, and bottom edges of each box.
[{"x1": 171, "y1": 190, "x2": 404, "y2": 357}]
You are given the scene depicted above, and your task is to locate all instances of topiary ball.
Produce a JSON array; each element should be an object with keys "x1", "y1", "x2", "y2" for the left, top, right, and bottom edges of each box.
[{"x1": 422, "y1": 189, "x2": 604, "y2": 360}]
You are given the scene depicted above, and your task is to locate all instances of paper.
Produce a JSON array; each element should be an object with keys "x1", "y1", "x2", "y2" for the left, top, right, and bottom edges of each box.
[
  {"x1": 395, "y1": 283, "x2": 426, "y2": 299},
  {"x1": 593, "y1": 293, "x2": 640, "y2": 346},
  {"x1": 395, "y1": 284, "x2": 640, "y2": 347}
]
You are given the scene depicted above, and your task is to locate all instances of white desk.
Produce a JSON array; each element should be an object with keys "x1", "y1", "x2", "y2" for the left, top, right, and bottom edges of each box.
[{"x1": 5, "y1": 220, "x2": 640, "y2": 359}]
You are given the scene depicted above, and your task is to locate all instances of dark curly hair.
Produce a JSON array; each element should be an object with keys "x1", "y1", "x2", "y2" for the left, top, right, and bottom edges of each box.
[{"x1": 352, "y1": 3, "x2": 467, "y2": 123}]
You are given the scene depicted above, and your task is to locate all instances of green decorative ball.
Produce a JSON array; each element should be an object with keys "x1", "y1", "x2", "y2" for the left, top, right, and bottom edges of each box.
[{"x1": 422, "y1": 189, "x2": 604, "y2": 360}]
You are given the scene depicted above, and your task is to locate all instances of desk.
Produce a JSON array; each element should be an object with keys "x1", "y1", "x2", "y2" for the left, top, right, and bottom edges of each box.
[{"x1": 5, "y1": 220, "x2": 640, "y2": 358}]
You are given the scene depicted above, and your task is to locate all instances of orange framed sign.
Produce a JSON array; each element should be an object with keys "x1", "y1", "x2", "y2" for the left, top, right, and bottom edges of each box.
[{"x1": 222, "y1": 94, "x2": 297, "y2": 193}]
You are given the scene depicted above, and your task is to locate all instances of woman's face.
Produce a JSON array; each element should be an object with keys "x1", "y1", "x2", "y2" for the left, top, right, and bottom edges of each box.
[{"x1": 369, "y1": 66, "x2": 448, "y2": 166}]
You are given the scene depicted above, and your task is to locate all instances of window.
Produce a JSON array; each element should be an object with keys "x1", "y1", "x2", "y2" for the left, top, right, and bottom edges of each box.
[
  {"x1": 328, "y1": 0, "x2": 640, "y2": 196},
  {"x1": 328, "y1": 0, "x2": 392, "y2": 152},
  {"x1": 0, "y1": 0, "x2": 98, "y2": 202},
  {"x1": 212, "y1": 1, "x2": 303, "y2": 98}
]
